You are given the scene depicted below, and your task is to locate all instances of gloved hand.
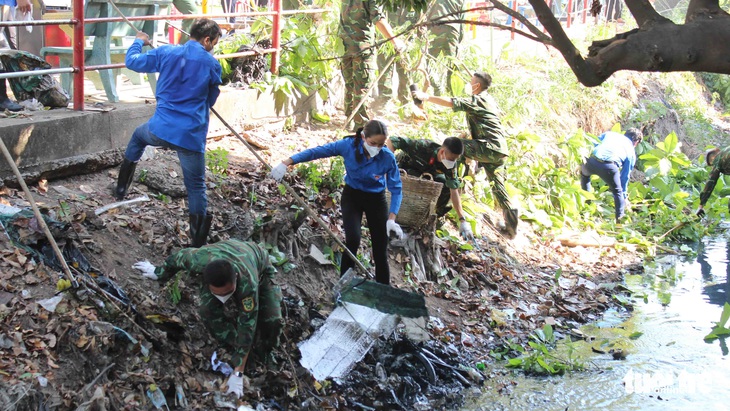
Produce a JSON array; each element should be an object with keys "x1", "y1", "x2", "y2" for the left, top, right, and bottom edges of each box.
[
  {"x1": 133, "y1": 260, "x2": 158, "y2": 280},
  {"x1": 386, "y1": 219, "x2": 404, "y2": 239},
  {"x1": 225, "y1": 372, "x2": 248, "y2": 398},
  {"x1": 412, "y1": 90, "x2": 429, "y2": 103},
  {"x1": 269, "y1": 162, "x2": 288, "y2": 182},
  {"x1": 459, "y1": 220, "x2": 474, "y2": 240},
  {"x1": 696, "y1": 207, "x2": 706, "y2": 218}
]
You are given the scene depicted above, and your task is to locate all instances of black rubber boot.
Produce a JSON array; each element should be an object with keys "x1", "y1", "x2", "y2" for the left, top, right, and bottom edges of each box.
[
  {"x1": 189, "y1": 213, "x2": 213, "y2": 248},
  {"x1": 115, "y1": 158, "x2": 137, "y2": 200},
  {"x1": 0, "y1": 80, "x2": 22, "y2": 112}
]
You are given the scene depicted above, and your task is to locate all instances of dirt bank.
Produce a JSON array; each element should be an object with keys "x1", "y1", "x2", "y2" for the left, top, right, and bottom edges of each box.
[{"x1": 0, "y1": 109, "x2": 646, "y2": 410}]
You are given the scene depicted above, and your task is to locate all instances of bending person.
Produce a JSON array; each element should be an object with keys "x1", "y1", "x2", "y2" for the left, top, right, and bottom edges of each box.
[{"x1": 270, "y1": 119, "x2": 403, "y2": 285}]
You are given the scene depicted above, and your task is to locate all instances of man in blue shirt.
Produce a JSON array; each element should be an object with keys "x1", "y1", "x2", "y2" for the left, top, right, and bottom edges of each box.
[
  {"x1": 115, "y1": 18, "x2": 222, "y2": 248},
  {"x1": 580, "y1": 128, "x2": 643, "y2": 222}
]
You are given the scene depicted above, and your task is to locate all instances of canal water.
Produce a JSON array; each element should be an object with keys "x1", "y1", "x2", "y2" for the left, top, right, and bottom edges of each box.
[{"x1": 463, "y1": 235, "x2": 730, "y2": 410}]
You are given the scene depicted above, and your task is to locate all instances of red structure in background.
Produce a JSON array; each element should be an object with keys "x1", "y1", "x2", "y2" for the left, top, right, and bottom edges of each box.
[{"x1": 43, "y1": 24, "x2": 70, "y2": 66}]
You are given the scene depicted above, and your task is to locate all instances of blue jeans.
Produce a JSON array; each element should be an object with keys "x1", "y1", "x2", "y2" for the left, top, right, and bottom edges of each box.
[
  {"x1": 580, "y1": 156, "x2": 624, "y2": 221},
  {"x1": 124, "y1": 122, "x2": 207, "y2": 215}
]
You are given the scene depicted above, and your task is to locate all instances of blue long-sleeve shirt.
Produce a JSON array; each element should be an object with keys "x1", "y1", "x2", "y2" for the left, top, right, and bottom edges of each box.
[
  {"x1": 290, "y1": 138, "x2": 403, "y2": 215},
  {"x1": 591, "y1": 131, "x2": 636, "y2": 197},
  {"x1": 125, "y1": 39, "x2": 222, "y2": 153}
]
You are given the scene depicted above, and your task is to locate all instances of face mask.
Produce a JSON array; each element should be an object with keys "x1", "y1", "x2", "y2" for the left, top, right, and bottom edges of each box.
[
  {"x1": 214, "y1": 290, "x2": 234, "y2": 304},
  {"x1": 364, "y1": 141, "x2": 381, "y2": 157},
  {"x1": 442, "y1": 158, "x2": 456, "y2": 169}
]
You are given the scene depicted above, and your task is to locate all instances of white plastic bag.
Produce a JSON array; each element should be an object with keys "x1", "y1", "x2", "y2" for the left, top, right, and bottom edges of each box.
[{"x1": 12, "y1": 5, "x2": 33, "y2": 33}]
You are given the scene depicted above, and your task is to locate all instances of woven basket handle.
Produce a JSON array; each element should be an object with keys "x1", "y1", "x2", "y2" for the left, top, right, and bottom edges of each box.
[{"x1": 420, "y1": 172, "x2": 435, "y2": 181}]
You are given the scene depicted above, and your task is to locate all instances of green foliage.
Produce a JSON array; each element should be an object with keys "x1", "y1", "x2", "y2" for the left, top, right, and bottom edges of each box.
[
  {"x1": 295, "y1": 157, "x2": 345, "y2": 196},
  {"x1": 704, "y1": 302, "x2": 730, "y2": 342},
  {"x1": 504, "y1": 325, "x2": 585, "y2": 375},
  {"x1": 700, "y1": 73, "x2": 730, "y2": 109},
  {"x1": 206, "y1": 147, "x2": 230, "y2": 181},
  {"x1": 214, "y1": 34, "x2": 259, "y2": 81}
]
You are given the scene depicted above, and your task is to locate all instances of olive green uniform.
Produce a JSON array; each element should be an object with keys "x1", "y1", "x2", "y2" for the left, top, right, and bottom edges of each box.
[
  {"x1": 172, "y1": 0, "x2": 198, "y2": 44},
  {"x1": 340, "y1": 0, "x2": 384, "y2": 130},
  {"x1": 376, "y1": 9, "x2": 418, "y2": 103},
  {"x1": 700, "y1": 146, "x2": 730, "y2": 208},
  {"x1": 155, "y1": 239, "x2": 283, "y2": 368},
  {"x1": 428, "y1": 0, "x2": 464, "y2": 95},
  {"x1": 390, "y1": 136, "x2": 460, "y2": 216},
  {"x1": 453, "y1": 90, "x2": 518, "y2": 235}
]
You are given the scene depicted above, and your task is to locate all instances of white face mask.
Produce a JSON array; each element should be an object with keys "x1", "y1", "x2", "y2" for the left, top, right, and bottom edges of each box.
[
  {"x1": 364, "y1": 141, "x2": 382, "y2": 158},
  {"x1": 214, "y1": 290, "x2": 234, "y2": 304},
  {"x1": 442, "y1": 158, "x2": 456, "y2": 169}
]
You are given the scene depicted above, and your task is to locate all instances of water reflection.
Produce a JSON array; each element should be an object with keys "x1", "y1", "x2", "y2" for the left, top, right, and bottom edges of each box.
[
  {"x1": 696, "y1": 239, "x2": 730, "y2": 355},
  {"x1": 463, "y1": 236, "x2": 730, "y2": 411}
]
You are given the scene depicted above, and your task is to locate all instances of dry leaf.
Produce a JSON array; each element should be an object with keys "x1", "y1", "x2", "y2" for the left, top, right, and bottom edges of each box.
[{"x1": 38, "y1": 179, "x2": 48, "y2": 194}]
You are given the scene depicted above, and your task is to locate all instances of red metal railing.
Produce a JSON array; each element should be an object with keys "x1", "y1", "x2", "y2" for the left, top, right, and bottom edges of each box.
[{"x1": 0, "y1": 4, "x2": 326, "y2": 111}]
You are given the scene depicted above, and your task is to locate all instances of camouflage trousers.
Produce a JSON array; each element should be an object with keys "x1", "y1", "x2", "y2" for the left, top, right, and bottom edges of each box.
[
  {"x1": 376, "y1": 51, "x2": 410, "y2": 103},
  {"x1": 341, "y1": 45, "x2": 375, "y2": 131},
  {"x1": 428, "y1": 26, "x2": 461, "y2": 96},
  {"x1": 462, "y1": 139, "x2": 512, "y2": 212}
]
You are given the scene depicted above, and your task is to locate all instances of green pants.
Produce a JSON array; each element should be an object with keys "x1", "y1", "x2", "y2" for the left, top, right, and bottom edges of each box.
[
  {"x1": 376, "y1": 52, "x2": 409, "y2": 103},
  {"x1": 462, "y1": 139, "x2": 512, "y2": 212},
  {"x1": 341, "y1": 44, "x2": 374, "y2": 131},
  {"x1": 255, "y1": 271, "x2": 284, "y2": 356},
  {"x1": 428, "y1": 26, "x2": 461, "y2": 96},
  {"x1": 172, "y1": 0, "x2": 198, "y2": 44}
]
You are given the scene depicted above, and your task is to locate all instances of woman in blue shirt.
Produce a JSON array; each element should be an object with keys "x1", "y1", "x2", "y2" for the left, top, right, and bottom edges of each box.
[
  {"x1": 270, "y1": 119, "x2": 403, "y2": 285},
  {"x1": 114, "y1": 18, "x2": 222, "y2": 248}
]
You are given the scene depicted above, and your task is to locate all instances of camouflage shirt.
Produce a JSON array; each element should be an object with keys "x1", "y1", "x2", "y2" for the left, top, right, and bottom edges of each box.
[
  {"x1": 700, "y1": 146, "x2": 730, "y2": 206},
  {"x1": 428, "y1": 0, "x2": 465, "y2": 33},
  {"x1": 452, "y1": 90, "x2": 508, "y2": 156},
  {"x1": 390, "y1": 136, "x2": 460, "y2": 189},
  {"x1": 339, "y1": 0, "x2": 384, "y2": 50},
  {"x1": 155, "y1": 239, "x2": 277, "y2": 368}
]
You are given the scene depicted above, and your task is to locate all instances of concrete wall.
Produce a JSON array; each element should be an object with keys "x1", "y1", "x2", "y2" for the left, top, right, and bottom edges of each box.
[{"x1": 0, "y1": 86, "x2": 316, "y2": 185}]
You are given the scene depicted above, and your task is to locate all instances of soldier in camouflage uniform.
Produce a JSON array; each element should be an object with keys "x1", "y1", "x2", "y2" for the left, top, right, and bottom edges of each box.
[
  {"x1": 340, "y1": 0, "x2": 403, "y2": 131},
  {"x1": 137, "y1": 239, "x2": 283, "y2": 397},
  {"x1": 412, "y1": 71, "x2": 519, "y2": 238},
  {"x1": 696, "y1": 146, "x2": 730, "y2": 217},
  {"x1": 427, "y1": 0, "x2": 464, "y2": 96},
  {"x1": 387, "y1": 136, "x2": 474, "y2": 239}
]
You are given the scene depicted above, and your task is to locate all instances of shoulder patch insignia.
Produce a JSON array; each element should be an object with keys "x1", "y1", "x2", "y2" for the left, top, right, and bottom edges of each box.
[{"x1": 241, "y1": 297, "x2": 255, "y2": 312}]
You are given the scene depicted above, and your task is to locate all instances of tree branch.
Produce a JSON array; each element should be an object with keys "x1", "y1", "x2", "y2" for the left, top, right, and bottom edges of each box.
[
  {"x1": 527, "y1": 0, "x2": 604, "y2": 85},
  {"x1": 686, "y1": 0, "x2": 730, "y2": 22},
  {"x1": 623, "y1": 0, "x2": 671, "y2": 27}
]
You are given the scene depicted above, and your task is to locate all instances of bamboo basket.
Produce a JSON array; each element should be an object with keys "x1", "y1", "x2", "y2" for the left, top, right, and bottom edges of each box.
[{"x1": 386, "y1": 171, "x2": 443, "y2": 228}]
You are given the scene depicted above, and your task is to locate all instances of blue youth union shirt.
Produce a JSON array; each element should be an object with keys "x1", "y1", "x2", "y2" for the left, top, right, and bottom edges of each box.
[
  {"x1": 290, "y1": 138, "x2": 403, "y2": 215},
  {"x1": 125, "y1": 39, "x2": 222, "y2": 153}
]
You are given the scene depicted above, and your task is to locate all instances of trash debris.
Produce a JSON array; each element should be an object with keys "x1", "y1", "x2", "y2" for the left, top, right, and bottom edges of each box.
[
  {"x1": 37, "y1": 294, "x2": 63, "y2": 312},
  {"x1": 94, "y1": 195, "x2": 151, "y2": 216},
  {"x1": 146, "y1": 384, "x2": 169, "y2": 410},
  {"x1": 308, "y1": 244, "x2": 332, "y2": 266},
  {"x1": 211, "y1": 351, "x2": 233, "y2": 376},
  {"x1": 298, "y1": 301, "x2": 400, "y2": 381}
]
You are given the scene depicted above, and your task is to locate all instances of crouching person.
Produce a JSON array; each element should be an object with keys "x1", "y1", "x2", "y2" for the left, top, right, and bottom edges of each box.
[{"x1": 134, "y1": 239, "x2": 284, "y2": 398}]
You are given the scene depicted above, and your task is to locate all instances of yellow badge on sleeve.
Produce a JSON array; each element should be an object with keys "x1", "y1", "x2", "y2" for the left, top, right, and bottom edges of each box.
[{"x1": 242, "y1": 297, "x2": 255, "y2": 312}]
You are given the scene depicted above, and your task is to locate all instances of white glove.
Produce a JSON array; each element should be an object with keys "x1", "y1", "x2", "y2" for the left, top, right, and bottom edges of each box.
[
  {"x1": 225, "y1": 372, "x2": 247, "y2": 398},
  {"x1": 459, "y1": 221, "x2": 474, "y2": 240},
  {"x1": 412, "y1": 90, "x2": 429, "y2": 103},
  {"x1": 386, "y1": 219, "x2": 404, "y2": 239},
  {"x1": 132, "y1": 260, "x2": 158, "y2": 280},
  {"x1": 269, "y1": 162, "x2": 288, "y2": 182}
]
